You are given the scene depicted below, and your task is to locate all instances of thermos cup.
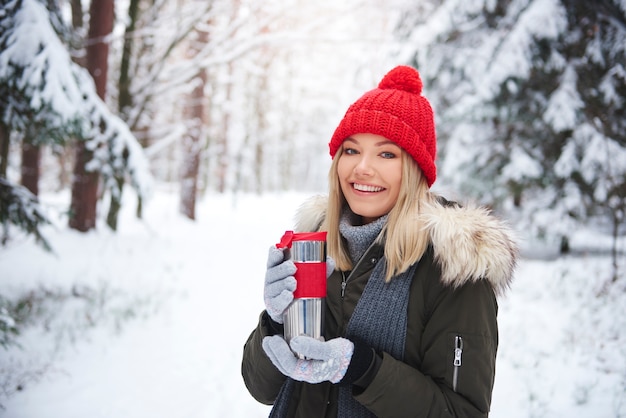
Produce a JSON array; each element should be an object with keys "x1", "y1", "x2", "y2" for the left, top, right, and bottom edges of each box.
[{"x1": 276, "y1": 230, "x2": 327, "y2": 358}]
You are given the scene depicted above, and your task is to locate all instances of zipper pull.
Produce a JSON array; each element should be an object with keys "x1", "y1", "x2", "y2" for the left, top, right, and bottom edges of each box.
[
  {"x1": 452, "y1": 335, "x2": 463, "y2": 392},
  {"x1": 341, "y1": 272, "x2": 347, "y2": 298},
  {"x1": 454, "y1": 335, "x2": 463, "y2": 366}
]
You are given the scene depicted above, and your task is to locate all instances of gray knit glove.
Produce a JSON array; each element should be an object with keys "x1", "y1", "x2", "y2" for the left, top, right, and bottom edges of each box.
[
  {"x1": 262, "y1": 335, "x2": 354, "y2": 384},
  {"x1": 263, "y1": 246, "x2": 297, "y2": 324},
  {"x1": 264, "y1": 246, "x2": 335, "y2": 324}
]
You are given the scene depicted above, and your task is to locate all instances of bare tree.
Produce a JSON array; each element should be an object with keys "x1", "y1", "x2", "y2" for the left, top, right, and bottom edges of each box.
[{"x1": 180, "y1": 27, "x2": 209, "y2": 220}]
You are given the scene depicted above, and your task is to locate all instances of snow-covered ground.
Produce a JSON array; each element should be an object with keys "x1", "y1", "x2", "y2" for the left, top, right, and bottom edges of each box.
[{"x1": 0, "y1": 189, "x2": 624, "y2": 417}]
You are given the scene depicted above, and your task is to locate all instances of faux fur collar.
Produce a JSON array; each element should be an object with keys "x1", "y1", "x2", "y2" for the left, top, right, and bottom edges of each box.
[{"x1": 293, "y1": 195, "x2": 518, "y2": 295}]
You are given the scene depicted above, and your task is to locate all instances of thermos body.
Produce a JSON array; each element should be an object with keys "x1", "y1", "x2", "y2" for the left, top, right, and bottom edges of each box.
[
  {"x1": 283, "y1": 298, "x2": 324, "y2": 353},
  {"x1": 290, "y1": 239, "x2": 326, "y2": 263},
  {"x1": 278, "y1": 231, "x2": 327, "y2": 359}
]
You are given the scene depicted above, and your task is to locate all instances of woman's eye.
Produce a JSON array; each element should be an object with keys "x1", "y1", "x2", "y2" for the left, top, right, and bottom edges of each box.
[
  {"x1": 381, "y1": 151, "x2": 396, "y2": 159},
  {"x1": 344, "y1": 148, "x2": 358, "y2": 155}
]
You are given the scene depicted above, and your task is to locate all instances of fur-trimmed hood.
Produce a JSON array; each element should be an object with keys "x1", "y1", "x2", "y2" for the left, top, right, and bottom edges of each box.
[{"x1": 293, "y1": 195, "x2": 518, "y2": 295}]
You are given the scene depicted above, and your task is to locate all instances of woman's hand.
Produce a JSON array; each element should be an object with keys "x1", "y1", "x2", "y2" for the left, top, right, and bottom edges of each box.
[
  {"x1": 262, "y1": 335, "x2": 354, "y2": 384},
  {"x1": 263, "y1": 246, "x2": 335, "y2": 324},
  {"x1": 263, "y1": 246, "x2": 297, "y2": 324}
]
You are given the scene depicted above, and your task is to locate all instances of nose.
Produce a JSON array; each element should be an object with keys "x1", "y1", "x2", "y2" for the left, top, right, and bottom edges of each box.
[{"x1": 353, "y1": 154, "x2": 374, "y2": 176}]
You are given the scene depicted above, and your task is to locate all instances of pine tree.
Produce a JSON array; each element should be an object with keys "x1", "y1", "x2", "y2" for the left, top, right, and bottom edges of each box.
[
  {"x1": 0, "y1": 178, "x2": 51, "y2": 250},
  {"x1": 397, "y1": 0, "x2": 626, "y2": 265},
  {"x1": 0, "y1": 0, "x2": 82, "y2": 248},
  {"x1": 0, "y1": 0, "x2": 152, "y2": 246}
]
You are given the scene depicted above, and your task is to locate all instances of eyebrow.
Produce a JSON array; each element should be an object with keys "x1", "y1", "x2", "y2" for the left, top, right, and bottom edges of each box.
[{"x1": 344, "y1": 137, "x2": 400, "y2": 148}]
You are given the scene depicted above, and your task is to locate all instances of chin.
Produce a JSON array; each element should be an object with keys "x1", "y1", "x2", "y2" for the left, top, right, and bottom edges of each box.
[{"x1": 351, "y1": 207, "x2": 388, "y2": 223}]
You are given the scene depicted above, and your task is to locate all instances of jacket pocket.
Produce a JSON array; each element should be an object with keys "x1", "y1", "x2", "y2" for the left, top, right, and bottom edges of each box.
[{"x1": 446, "y1": 332, "x2": 496, "y2": 398}]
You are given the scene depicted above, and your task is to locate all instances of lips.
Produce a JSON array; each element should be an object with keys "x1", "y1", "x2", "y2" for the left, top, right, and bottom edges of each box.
[{"x1": 353, "y1": 183, "x2": 385, "y2": 192}]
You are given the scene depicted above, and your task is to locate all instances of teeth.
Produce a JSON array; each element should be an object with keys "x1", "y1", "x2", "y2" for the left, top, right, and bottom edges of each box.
[{"x1": 354, "y1": 183, "x2": 384, "y2": 192}]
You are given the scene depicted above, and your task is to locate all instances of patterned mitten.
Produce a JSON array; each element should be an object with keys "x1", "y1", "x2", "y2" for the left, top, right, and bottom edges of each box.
[{"x1": 262, "y1": 335, "x2": 354, "y2": 384}]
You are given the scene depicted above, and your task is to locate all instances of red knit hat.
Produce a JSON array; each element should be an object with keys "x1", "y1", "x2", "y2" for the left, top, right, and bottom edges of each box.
[{"x1": 329, "y1": 65, "x2": 437, "y2": 187}]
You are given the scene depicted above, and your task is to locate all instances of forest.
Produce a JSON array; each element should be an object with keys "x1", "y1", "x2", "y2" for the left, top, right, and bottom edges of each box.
[
  {"x1": 2, "y1": 0, "x2": 625, "y2": 259},
  {"x1": 0, "y1": 0, "x2": 625, "y2": 415}
]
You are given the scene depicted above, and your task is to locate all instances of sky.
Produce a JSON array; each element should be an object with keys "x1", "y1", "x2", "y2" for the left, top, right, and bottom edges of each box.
[{"x1": 1, "y1": 189, "x2": 624, "y2": 417}]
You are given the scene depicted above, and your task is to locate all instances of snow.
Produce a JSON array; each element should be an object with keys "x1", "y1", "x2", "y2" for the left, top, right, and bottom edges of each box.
[
  {"x1": 1, "y1": 189, "x2": 624, "y2": 417},
  {"x1": 486, "y1": 0, "x2": 567, "y2": 89},
  {"x1": 4, "y1": 0, "x2": 84, "y2": 121},
  {"x1": 543, "y1": 65, "x2": 582, "y2": 132},
  {"x1": 1, "y1": 1, "x2": 625, "y2": 414}
]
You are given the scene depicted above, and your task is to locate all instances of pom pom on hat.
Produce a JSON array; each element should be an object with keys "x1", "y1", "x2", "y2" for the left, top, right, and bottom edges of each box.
[
  {"x1": 378, "y1": 65, "x2": 423, "y2": 94},
  {"x1": 329, "y1": 65, "x2": 437, "y2": 187}
]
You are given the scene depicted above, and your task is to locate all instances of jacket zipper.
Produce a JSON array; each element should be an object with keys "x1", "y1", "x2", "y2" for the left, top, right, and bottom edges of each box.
[
  {"x1": 340, "y1": 241, "x2": 380, "y2": 299},
  {"x1": 452, "y1": 335, "x2": 463, "y2": 392}
]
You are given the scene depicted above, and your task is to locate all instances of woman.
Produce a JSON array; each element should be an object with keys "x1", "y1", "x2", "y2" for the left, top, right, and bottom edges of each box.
[{"x1": 241, "y1": 65, "x2": 518, "y2": 417}]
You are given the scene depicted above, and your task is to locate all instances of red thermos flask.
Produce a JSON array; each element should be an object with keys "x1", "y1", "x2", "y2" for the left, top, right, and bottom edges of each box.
[{"x1": 277, "y1": 230, "x2": 327, "y2": 358}]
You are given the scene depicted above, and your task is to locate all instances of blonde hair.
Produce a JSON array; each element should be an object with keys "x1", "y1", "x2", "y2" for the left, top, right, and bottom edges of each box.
[{"x1": 320, "y1": 149, "x2": 435, "y2": 282}]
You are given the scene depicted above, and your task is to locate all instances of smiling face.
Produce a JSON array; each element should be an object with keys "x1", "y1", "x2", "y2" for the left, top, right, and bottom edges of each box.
[{"x1": 337, "y1": 133, "x2": 403, "y2": 224}]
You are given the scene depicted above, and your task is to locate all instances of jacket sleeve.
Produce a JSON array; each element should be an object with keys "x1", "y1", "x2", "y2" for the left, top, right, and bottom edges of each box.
[
  {"x1": 241, "y1": 311, "x2": 288, "y2": 405},
  {"x1": 353, "y1": 278, "x2": 499, "y2": 418}
]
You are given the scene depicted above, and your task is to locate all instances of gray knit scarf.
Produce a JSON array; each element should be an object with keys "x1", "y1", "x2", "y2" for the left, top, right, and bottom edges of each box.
[{"x1": 270, "y1": 210, "x2": 415, "y2": 418}]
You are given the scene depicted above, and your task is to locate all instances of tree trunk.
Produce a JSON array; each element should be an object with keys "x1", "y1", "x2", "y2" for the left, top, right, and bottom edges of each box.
[
  {"x1": 105, "y1": 173, "x2": 124, "y2": 230},
  {"x1": 69, "y1": 142, "x2": 99, "y2": 231},
  {"x1": 0, "y1": 124, "x2": 8, "y2": 240},
  {"x1": 69, "y1": 0, "x2": 114, "y2": 231},
  {"x1": 20, "y1": 142, "x2": 40, "y2": 196},
  {"x1": 215, "y1": 63, "x2": 232, "y2": 194},
  {"x1": 179, "y1": 28, "x2": 208, "y2": 220},
  {"x1": 69, "y1": 0, "x2": 83, "y2": 34},
  {"x1": 0, "y1": 121, "x2": 8, "y2": 179},
  {"x1": 56, "y1": 148, "x2": 73, "y2": 191},
  {"x1": 106, "y1": 0, "x2": 140, "y2": 230},
  {"x1": 610, "y1": 206, "x2": 624, "y2": 284},
  {"x1": 118, "y1": 0, "x2": 138, "y2": 119}
]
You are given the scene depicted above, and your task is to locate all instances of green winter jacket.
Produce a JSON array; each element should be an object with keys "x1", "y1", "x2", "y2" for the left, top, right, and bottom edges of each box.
[{"x1": 242, "y1": 196, "x2": 518, "y2": 417}]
